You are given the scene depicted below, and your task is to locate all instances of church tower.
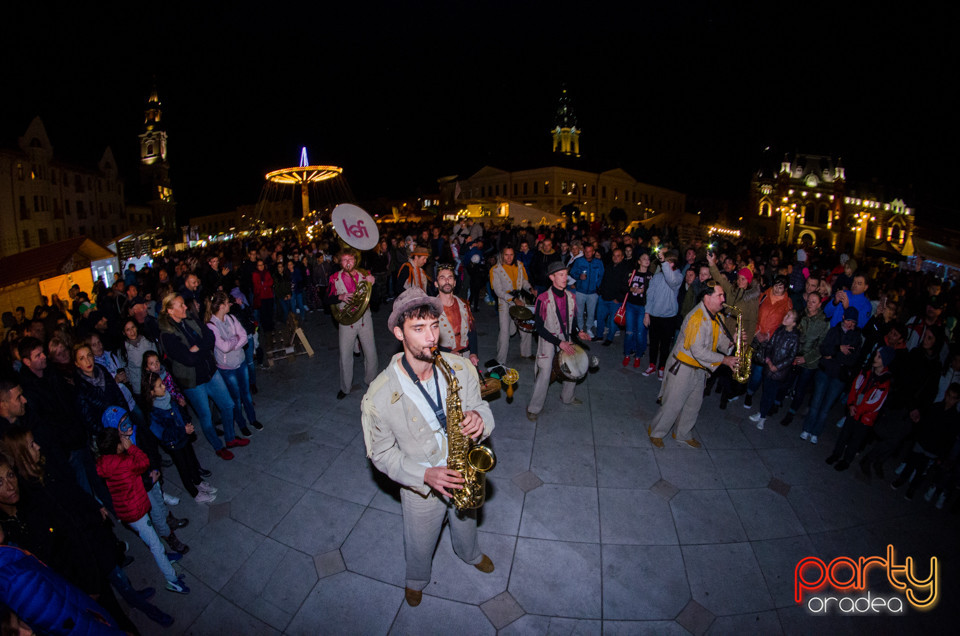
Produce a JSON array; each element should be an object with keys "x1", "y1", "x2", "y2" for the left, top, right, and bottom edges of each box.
[
  {"x1": 551, "y1": 87, "x2": 580, "y2": 157},
  {"x1": 137, "y1": 85, "x2": 176, "y2": 232}
]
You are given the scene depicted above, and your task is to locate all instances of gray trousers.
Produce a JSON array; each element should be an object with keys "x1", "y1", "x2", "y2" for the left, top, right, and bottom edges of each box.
[
  {"x1": 338, "y1": 317, "x2": 378, "y2": 394},
  {"x1": 497, "y1": 301, "x2": 532, "y2": 365},
  {"x1": 649, "y1": 362, "x2": 706, "y2": 441},
  {"x1": 400, "y1": 488, "x2": 481, "y2": 591},
  {"x1": 527, "y1": 343, "x2": 575, "y2": 415}
]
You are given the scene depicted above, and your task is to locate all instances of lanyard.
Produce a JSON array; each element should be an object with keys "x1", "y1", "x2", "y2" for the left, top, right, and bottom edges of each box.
[{"x1": 400, "y1": 355, "x2": 447, "y2": 429}]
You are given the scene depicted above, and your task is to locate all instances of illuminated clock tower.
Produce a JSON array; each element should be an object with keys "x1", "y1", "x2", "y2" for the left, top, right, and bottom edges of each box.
[
  {"x1": 138, "y1": 85, "x2": 176, "y2": 233},
  {"x1": 551, "y1": 86, "x2": 580, "y2": 157}
]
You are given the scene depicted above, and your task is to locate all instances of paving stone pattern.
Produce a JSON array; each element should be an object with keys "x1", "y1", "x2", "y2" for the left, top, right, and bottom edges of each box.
[{"x1": 119, "y1": 305, "x2": 960, "y2": 634}]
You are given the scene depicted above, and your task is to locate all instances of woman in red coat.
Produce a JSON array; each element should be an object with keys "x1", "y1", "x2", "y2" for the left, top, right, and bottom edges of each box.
[{"x1": 251, "y1": 259, "x2": 275, "y2": 333}]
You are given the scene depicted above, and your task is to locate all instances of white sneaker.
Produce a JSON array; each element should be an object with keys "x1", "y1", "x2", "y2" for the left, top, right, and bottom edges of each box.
[
  {"x1": 756, "y1": 419, "x2": 765, "y2": 430},
  {"x1": 657, "y1": 369, "x2": 664, "y2": 380},
  {"x1": 198, "y1": 482, "x2": 218, "y2": 495},
  {"x1": 749, "y1": 412, "x2": 763, "y2": 422},
  {"x1": 810, "y1": 435, "x2": 819, "y2": 444},
  {"x1": 800, "y1": 431, "x2": 810, "y2": 440},
  {"x1": 163, "y1": 492, "x2": 180, "y2": 506},
  {"x1": 195, "y1": 491, "x2": 217, "y2": 504}
]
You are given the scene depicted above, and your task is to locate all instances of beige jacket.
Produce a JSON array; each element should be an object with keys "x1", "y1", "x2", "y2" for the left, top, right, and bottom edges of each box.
[{"x1": 361, "y1": 352, "x2": 495, "y2": 497}]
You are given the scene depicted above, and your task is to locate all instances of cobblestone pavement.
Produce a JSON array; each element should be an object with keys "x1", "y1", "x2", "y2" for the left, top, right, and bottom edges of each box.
[{"x1": 123, "y1": 302, "x2": 959, "y2": 635}]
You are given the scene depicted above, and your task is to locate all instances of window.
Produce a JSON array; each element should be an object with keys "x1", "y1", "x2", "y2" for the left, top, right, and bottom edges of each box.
[
  {"x1": 533, "y1": 181, "x2": 539, "y2": 194},
  {"x1": 68, "y1": 227, "x2": 74, "y2": 238},
  {"x1": 544, "y1": 182, "x2": 550, "y2": 195},
  {"x1": 75, "y1": 174, "x2": 84, "y2": 192},
  {"x1": 17, "y1": 163, "x2": 24, "y2": 180},
  {"x1": 38, "y1": 228, "x2": 49, "y2": 245},
  {"x1": 111, "y1": 224, "x2": 117, "y2": 237},
  {"x1": 22, "y1": 230, "x2": 30, "y2": 248},
  {"x1": 65, "y1": 200, "x2": 71, "y2": 215},
  {"x1": 591, "y1": 185, "x2": 596, "y2": 197},
  {"x1": 53, "y1": 200, "x2": 63, "y2": 219},
  {"x1": 55, "y1": 227, "x2": 62, "y2": 241},
  {"x1": 51, "y1": 170, "x2": 57, "y2": 185},
  {"x1": 481, "y1": 186, "x2": 485, "y2": 197},
  {"x1": 77, "y1": 201, "x2": 86, "y2": 219},
  {"x1": 513, "y1": 183, "x2": 518, "y2": 196},
  {"x1": 79, "y1": 226, "x2": 86, "y2": 236},
  {"x1": 602, "y1": 186, "x2": 607, "y2": 198},
  {"x1": 19, "y1": 196, "x2": 28, "y2": 220},
  {"x1": 523, "y1": 182, "x2": 528, "y2": 195}
]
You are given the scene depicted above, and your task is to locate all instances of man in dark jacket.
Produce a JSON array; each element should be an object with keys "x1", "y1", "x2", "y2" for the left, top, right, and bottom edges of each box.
[
  {"x1": 801, "y1": 306, "x2": 863, "y2": 444},
  {"x1": 530, "y1": 239, "x2": 562, "y2": 295},
  {"x1": 890, "y1": 385, "x2": 960, "y2": 497},
  {"x1": 596, "y1": 248, "x2": 631, "y2": 344}
]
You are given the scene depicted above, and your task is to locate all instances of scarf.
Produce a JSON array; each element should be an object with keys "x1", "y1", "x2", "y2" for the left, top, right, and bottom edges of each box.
[{"x1": 154, "y1": 393, "x2": 172, "y2": 410}]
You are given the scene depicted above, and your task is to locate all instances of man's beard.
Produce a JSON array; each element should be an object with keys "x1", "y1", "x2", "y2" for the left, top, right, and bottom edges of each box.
[
  {"x1": 412, "y1": 346, "x2": 435, "y2": 363},
  {"x1": 439, "y1": 284, "x2": 454, "y2": 294}
]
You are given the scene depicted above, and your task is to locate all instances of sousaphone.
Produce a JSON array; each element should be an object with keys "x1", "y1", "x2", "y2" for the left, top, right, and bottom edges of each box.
[{"x1": 331, "y1": 203, "x2": 379, "y2": 325}]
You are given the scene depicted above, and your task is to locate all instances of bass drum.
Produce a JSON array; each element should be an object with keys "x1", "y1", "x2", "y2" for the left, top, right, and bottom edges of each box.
[
  {"x1": 509, "y1": 305, "x2": 536, "y2": 333},
  {"x1": 551, "y1": 344, "x2": 590, "y2": 382}
]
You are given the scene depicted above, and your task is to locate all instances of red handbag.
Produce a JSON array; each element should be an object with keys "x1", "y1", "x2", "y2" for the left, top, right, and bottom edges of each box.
[{"x1": 613, "y1": 269, "x2": 635, "y2": 327}]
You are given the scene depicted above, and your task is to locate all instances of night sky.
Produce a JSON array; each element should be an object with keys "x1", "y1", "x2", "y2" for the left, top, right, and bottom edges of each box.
[{"x1": 3, "y1": 3, "x2": 956, "y2": 225}]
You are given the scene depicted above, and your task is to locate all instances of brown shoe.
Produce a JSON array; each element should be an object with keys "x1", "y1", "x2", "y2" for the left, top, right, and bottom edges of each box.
[
  {"x1": 473, "y1": 554, "x2": 495, "y2": 573},
  {"x1": 677, "y1": 438, "x2": 702, "y2": 449},
  {"x1": 404, "y1": 587, "x2": 422, "y2": 607},
  {"x1": 649, "y1": 436, "x2": 665, "y2": 449},
  {"x1": 526, "y1": 411, "x2": 538, "y2": 422}
]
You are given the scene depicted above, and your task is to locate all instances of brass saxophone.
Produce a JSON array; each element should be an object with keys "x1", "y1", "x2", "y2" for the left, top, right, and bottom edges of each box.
[
  {"x1": 722, "y1": 303, "x2": 753, "y2": 383},
  {"x1": 432, "y1": 348, "x2": 496, "y2": 510}
]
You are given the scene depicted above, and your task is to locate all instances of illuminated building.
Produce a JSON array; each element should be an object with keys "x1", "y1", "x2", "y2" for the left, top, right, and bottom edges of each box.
[
  {"x1": 0, "y1": 117, "x2": 128, "y2": 258},
  {"x1": 445, "y1": 88, "x2": 685, "y2": 223},
  {"x1": 137, "y1": 86, "x2": 177, "y2": 235},
  {"x1": 750, "y1": 152, "x2": 914, "y2": 258}
]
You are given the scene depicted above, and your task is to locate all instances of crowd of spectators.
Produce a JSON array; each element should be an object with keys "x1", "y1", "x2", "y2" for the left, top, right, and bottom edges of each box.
[{"x1": 2, "y1": 217, "x2": 959, "y2": 631}]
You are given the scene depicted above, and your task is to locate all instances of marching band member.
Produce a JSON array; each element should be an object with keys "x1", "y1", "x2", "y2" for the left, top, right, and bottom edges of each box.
[
  {"x1": 489, "y1": 247, "x2": 533, "y2": 366},
  {"x1": 526, "y1": 262, "x2": 589, "y2": 422},
  {"x1": 328, "y1": 249, "x2": 378, "y2": 400},
  {"x1": 361, "y1": 287, "x2": 495, "y2": 608},
  {"x1": 397, "y1": 247, "x2": 431, "y2": 292},
  {"x1": 647, "y1": 280, "x2": 738, "y2": 448},
  {"x1": 435, "y1": 264, "x2": 479, "y2": 367}
]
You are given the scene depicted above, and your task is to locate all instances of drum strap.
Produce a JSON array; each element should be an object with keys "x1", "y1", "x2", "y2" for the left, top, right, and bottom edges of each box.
[{"x1": 552, "y1": 290, "x2": 569, "y2": 340}]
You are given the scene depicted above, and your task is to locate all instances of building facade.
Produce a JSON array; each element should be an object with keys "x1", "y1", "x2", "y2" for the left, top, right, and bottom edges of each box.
[
  {"x1": 750, "y1": 153, "x2": 914, "y2": 257},
  {"x1": 0, "y1": 117, "x2": 128, "y2": 258},
  {"x1": 445, "y1": 87, "x2": 685, "y2": 223}
]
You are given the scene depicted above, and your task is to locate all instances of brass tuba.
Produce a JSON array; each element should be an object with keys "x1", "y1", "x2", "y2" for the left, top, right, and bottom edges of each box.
[
  {"x1": 433, "y1": 348, "x2": 496, "y2": 510},
  {"x1": 723, "y1": 303, "x2": 752, "y2": 383},
  {"x1": 331, "y1": 270, "x2": 373, "y2": 325}
]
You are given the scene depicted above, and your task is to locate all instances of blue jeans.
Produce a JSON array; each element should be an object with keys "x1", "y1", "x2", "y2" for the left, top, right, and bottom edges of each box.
[
  {"x1": 221, "y1": 365, "x2": 257, "y2": 427},
  {"x1": 803, "y1": 371, "x2": 847, "y2": 436},
  {"x1": 746, "y1": 363, "x2": 764, "y2": 396},
  {"x1": 277, "y1": 297, "x2": 291, "y2": 322},
  {"x1": 291, "y1": 291, "x2": 306, "y2": 314},
  {"x1": 623, "y1": 303, "x2": 646, "y2": 357},
  {"x1": 128, "y1": 513, "x2": 178, "y2": 583},
  {"x1": 595, "y1": 298, "x2": 621, "y2": 340},
  {"x1": 182, "y1": 371, "x2": 236, "y2": 451},
  {"x1": 244, "y1": 334, "x2": 257, "y2": 387},
  {"x1": 146, "y1": 481, "x2": 171, "y2": 537},
  {"x1": 575, "y1": 292, "x2": 599, "y2": 335},
  {"x1": 759, "y1": 375, "x2": 782, "y2": 417}
]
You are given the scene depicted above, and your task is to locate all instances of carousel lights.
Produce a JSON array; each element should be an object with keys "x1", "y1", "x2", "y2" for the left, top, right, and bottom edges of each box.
[{"x1": 709, "y1": 226, "x2": 741, "y2": 237}]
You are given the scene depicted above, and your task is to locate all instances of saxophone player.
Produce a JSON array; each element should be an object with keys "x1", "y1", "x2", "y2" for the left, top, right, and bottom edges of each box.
[
  {"x1": 329, "y1": 249, "x2": 378, "y2": 400},
  {"x1": 648, "y1": 280, "x2": 739, "y2": 449},
  {"x1": 361, "y1": 287, "x2": 496, "y2": 608}
]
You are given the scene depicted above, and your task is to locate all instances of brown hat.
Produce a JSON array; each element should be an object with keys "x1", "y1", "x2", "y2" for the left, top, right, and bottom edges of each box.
[
  {"x1": 387, "y1": 287, "x2": 442, "y2": 331},
  {"x1": 410, "y1": 247, "x2": 429, "y2": 257}
]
